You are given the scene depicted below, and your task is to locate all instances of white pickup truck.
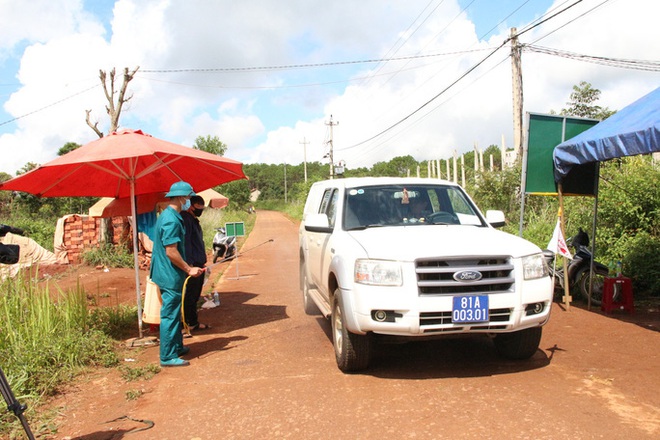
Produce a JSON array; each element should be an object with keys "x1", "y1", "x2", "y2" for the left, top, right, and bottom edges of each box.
[{"x1": 299, "y1": 177, "x2": 553, "y2": 372}]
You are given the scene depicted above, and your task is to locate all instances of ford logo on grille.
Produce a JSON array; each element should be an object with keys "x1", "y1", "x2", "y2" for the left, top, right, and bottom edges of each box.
[{"x1": 453, "y1": 270, "x2": 483, "y2": 282}]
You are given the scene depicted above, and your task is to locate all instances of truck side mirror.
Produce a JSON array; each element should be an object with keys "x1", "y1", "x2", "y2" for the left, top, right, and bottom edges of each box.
[
  {"x1": 486, "y1": 210, "x2": 506, "y2": 228},
  {"x1": 304, "y1": 213, "x2": 333, "y2": 233}
]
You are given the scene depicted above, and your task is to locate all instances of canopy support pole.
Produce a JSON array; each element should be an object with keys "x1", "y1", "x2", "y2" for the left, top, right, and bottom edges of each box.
[{"x1": 586, "y1": 164, "x2": 601, "y2": 311}]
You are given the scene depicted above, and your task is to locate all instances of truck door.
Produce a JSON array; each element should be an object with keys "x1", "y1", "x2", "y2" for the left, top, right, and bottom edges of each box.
[{"x1": 308, "y1": 187, "x2": 338, "y2": 301}]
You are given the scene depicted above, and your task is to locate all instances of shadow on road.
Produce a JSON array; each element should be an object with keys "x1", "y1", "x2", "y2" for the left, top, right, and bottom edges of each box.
[
  {"x1": 314, "y1": 318, "x2": 550, "y2": 379},
  {"x1": 567, "y1": 300, "x2": 660, "y2": 333},
  {"x1": 198, "y1": 290, "x2": 289, "y2": 334}
]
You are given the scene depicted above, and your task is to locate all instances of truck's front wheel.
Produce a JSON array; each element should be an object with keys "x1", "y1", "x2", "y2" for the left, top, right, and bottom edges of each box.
[
  {"x1": 332, "y1": 290, "x2": 371, "y2": 372},
  {"x1": 494, "y1": 327, "x2": 542, "y2": 360}
]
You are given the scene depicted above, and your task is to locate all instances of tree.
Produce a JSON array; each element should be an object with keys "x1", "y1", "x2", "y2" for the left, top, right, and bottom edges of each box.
[
  {"x1": 86, "y1": 66, "x2": 139, "y2": 138},
  {"x1": 17, "y1": 162, "x2": 38, "y2": 175},
  {"x1": 219, "y1": 179, "x2": 251, "y2": 210},
  {"x1": 371, "y1": 155, "x2": 418, "y2": 177},
  {"x1": 57, "y1": 142, "x2": 81, "y2": 156},
  {"x1": 193, "y1": 135, "x2": 228, "y2": 156},
  {"x1": 559, "y1": 81, "x2": 615, "y2": 120}
]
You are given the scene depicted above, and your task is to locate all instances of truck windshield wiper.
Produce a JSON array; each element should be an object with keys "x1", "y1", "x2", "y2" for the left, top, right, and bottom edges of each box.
[{"x1": 345, "y1": 224, "x2": 385, "y2": 231}]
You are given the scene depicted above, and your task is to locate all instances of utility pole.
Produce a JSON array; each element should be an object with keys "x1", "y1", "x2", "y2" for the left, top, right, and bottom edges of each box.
[
  {"x1": 325, "y1": 115, "x2": 338, "y2": 179},
  {"x1": 511, "y1": 27, "x2": 524, "y2": 161},
  {"x1": 299, "y1": 137, "x2": 309, "y2": 182},
  {"x1": 284, "y1": 161, "x2": 287, "y2": 204}
]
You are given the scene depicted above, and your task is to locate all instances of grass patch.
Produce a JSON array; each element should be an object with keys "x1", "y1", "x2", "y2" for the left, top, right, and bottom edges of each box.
[
  {"x1": 80, "y1": 242, "x2": 135, "y2": 268},
  {"x1": 125, "y1": 389, "x2": 143, "y2": 401},
  {"x1": 0, "y1": 272, "x2": 127, "y2": 438},
  {"x1": 119, "y1": 363, "x2": 161, "y2": 382}
]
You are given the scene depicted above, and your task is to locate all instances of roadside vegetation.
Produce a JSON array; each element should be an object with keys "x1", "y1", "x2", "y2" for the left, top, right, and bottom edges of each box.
[{"x1": 0, "y1": 272, "x2": 126, "y2": 437}]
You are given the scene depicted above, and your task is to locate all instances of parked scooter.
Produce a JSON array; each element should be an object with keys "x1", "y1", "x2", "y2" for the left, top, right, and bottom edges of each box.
[
  {"x1": 212, "y1": 227, "x2": 237, "y2": 264},
  {"x1": 543, "y1": 228, "x2": 610, "y2": 305}
]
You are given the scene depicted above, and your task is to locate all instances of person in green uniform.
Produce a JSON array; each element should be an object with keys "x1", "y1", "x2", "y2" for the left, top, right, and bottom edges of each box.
[{"x1": 151, "y1": 181, "x2": 205, "y2": 367}]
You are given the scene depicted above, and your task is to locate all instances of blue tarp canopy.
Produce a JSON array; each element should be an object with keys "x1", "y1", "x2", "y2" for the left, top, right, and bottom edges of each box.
[{"x1": 554, "y1": 86, "x2": 660, "y2": 182}]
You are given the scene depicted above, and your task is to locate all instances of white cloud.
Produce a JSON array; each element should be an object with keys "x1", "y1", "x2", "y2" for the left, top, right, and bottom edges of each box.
[{"x1": 1, "y1": 0, "x2": 659, "y2": 177}]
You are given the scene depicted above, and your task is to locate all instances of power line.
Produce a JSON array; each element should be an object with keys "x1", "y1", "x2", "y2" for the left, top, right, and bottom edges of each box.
[
  {"x1": 360, "y1": 0, "x2": 445, "y2": 88},
  {"x1": 135, "y1": 58, "x2": 460, "y2": 90},
  {"x1": 526, "y1": 0, "x2": 614, "y2": 45},
  {"x1": 0, "y1": 84, "x2": 100, "y2": 127},
  {"x1": 337, "y1": 39, "x2": 510, "y2": 152},
  {"x1": 345, "y1": 54, "x2": 511, "y2": 165},
  {"x1": 525, "y1": 45, "x2": 660, "y2": 71},
  {"x1": 139, "y1": 49, "x2": 491, "y2": 74},
  {"x1": 337, "y1": 0, "x2": 609, "y2": 154}
]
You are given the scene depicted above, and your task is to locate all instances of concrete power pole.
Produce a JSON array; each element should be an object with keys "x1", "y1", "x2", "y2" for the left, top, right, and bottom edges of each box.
[
  {"x1": 299, "y1": 137, "x2": 309, "y2": 182},
  {"x1": 325, "y1": 115, "x2": 338, "y2": 179},
  {"x1": 511, "y1": 27, "x2": 524, "y2": 161},
  {"x1": 325, "y1": 115, "x2": 339, "y2": 179}
]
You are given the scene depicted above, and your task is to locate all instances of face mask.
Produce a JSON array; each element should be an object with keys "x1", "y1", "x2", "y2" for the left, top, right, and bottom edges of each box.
[
  {"x1": 181, "y1": 199, "x2": 191, "y2": 211},
  {"x1": 193, "y1": 207, "x2": 204, "y2": 217}
]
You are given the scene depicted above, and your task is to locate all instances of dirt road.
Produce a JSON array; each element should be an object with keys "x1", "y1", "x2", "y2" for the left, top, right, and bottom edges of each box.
[{"x1": 46, "y1": 210, "x2": 659, "y2": 440}]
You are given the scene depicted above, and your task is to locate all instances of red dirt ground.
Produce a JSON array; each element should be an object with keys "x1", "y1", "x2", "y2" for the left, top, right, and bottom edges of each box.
[{"x1": 16, "y1": 211, "x2": 660, "y2": 439}]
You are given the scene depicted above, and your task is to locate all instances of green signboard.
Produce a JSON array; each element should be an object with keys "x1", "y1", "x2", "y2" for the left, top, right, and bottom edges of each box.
[
  {"x1": 525, "y1": 113, "x2": 599, "y2": 195},
  {"x1": 225, "y1": 222, "x2": 245, "y2": 237}
]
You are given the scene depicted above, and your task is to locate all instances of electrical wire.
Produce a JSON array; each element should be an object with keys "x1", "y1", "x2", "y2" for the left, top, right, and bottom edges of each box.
[
  {"x1": 525, "y1": 45, "x2": 660, "y2": 72},
  {"x1": 526, "y1": 0, "x2": 614, "y2": 45},
  {"x1": 338, "y1": 0, "x2": 615, "y2": 155},
  {"x1": 0, "y1": 84, "x2": 100, "y2": 127},
  {"x1": 337, "y1": 38, "x2": 510, "y2": 152},
  {"x1": 352, "y1": 0, "x2": 535, "y2": 156},
  {"x1": 345, "y1": 54, "x2": 511, "y2": 165},
  {"x1": 139, "y1": 49, "x2": 490, "y2": 74},
  {"x1": 359, "y1": 0, "x2": 446, "y2": 89},
  {"x1": 134, "y1": 56, "x2": 470, "y2": 90}
]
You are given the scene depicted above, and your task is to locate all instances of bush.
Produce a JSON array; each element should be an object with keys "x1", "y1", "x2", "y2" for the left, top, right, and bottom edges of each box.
[
  {"x1": 1, "y1": 214, "x2": 57, "y2": 252},
  {"x1": 598, "y1": 231, "x2": 660, "y2": 297}
]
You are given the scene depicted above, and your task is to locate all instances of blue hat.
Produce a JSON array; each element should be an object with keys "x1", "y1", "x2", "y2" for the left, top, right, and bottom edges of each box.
[{"x1": 165, "y1": 181, "x2": 196, "y2": 198}]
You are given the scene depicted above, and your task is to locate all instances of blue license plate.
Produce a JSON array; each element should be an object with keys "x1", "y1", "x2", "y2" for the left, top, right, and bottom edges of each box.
[{"x1": 452, "y1": 295, "x2": 489, "y2": 323}]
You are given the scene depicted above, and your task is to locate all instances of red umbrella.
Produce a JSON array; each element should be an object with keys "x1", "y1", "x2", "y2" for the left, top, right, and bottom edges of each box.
[{"x1": 0, "y1": 129, "x2": 246, "y2": 341}]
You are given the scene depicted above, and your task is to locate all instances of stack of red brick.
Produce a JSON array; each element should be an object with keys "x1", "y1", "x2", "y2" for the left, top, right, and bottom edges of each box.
[{"x1": 61, "y1": 215, "x2": 133, "y2": 264}]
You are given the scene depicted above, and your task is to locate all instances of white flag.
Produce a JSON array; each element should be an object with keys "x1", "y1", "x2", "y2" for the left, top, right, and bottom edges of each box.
[{"x1": 547, "y1": 219, "x2": 573, "y2": 259}]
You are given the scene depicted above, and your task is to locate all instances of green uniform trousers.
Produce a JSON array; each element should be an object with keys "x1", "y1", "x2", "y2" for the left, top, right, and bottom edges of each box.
[{"x1": 159, "y1": 286, "x2": 185, "y2": 362}]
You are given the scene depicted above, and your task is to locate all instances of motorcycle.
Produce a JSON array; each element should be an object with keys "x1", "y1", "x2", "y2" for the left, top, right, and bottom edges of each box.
[
  {"x1": 543, "y1": 228, "x2": 610, "y2": 306},
  {"x1": 212, "y1": 227, "x2": 237, "y2": 264}
]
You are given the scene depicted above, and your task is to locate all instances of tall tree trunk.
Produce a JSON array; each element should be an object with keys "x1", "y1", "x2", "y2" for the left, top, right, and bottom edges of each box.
[{"x1": 86, "y1": 66, "x2": 139, "y2": 138}]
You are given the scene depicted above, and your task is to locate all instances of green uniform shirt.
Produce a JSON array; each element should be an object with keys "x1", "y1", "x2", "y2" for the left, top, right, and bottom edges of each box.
[{"x1": 150, "y1": 206, "x2": 187, "y2": 291}]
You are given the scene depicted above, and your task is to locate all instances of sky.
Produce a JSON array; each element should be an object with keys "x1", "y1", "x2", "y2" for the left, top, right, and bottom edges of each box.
[{"x1": 1, "y1": 0, "x2": 659, "y2": 177}]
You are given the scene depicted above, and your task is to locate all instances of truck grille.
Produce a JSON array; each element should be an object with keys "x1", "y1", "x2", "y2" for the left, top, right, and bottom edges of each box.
[{"x1": 415, "y1": 256, "x2": 514, "y2": 296}]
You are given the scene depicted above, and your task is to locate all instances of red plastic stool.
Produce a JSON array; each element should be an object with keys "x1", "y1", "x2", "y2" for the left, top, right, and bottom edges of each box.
[{"x1": 601, "y1": 276, "x2": 634, "y2": 314}]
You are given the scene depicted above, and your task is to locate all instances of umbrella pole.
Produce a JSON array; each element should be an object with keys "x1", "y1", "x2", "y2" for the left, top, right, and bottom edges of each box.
[
  {"x1": 558, "y1": 183, "x2": 571, "y2": 311},
  {"x1": 130, "y1": 181, "x2": 144, "y2": 340}
]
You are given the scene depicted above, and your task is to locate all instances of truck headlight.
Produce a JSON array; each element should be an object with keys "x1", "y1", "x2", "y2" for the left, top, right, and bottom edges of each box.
[
  {"x1": 522, "y1": 253, "x2": 549, "y2": 280},
  {"x1": 355, "y1": 259, "x2": 402, "y2": 286}
]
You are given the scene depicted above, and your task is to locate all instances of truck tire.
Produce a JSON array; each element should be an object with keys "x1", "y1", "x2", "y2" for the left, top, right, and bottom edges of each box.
[
  {"x1": 494, "y1": 327, "x2": 542, "y2": 360},
  {"x1": 300, "y1": 262, "x2": 321, "y2": 315},
  {"x1": 332, "y1": 290, "x2": 371, "y2": 372}
]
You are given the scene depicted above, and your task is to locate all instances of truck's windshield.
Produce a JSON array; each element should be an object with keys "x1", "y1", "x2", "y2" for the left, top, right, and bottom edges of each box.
[{"x1": 343, "y1": 184, "x2": 484, "y2": 230}]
